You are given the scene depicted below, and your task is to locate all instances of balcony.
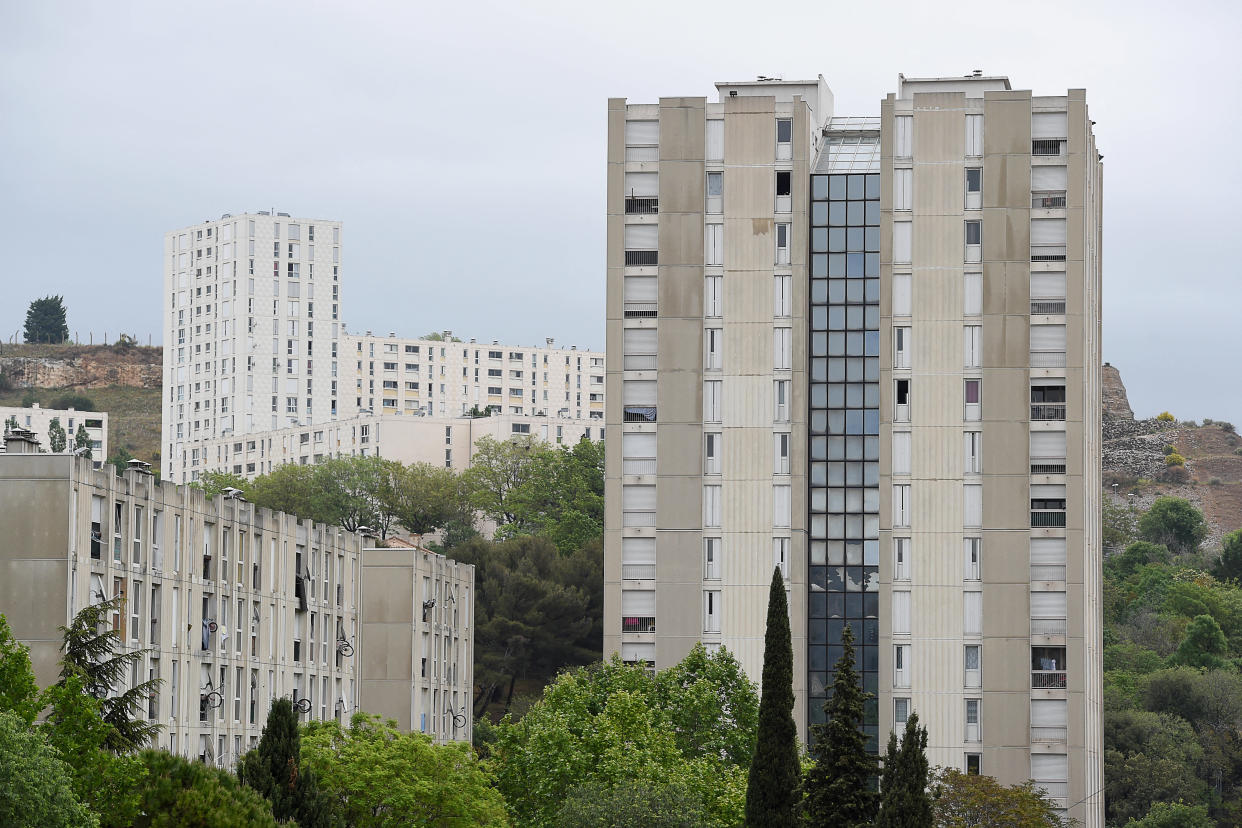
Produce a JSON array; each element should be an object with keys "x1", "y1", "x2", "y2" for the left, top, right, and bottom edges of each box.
[
  {"x1": 1031, "y1": 403, "x2": 1066, "y2": 421},
  {"x1": 621, "y1": 616, "x2": 656, "y2": 633},
  {"x1": 621, "y1": 563, "x2": 656, "y2": 580},
  {"x1": 623, "y1": 406, "x2": 656, "y2": 423},
  {"x1": 625, "y1": 250, "x2": 658, "y2": 267},
  {"x1": 1035, "y1": 781, "x2": 1068, "y2": 808},
  {"x1": 1031, "y1": 245, "x2": 1067, "y2": 262},
  {"x1": 1032, "y1": 139, "x2": 1066, "y2": 156},
  {"x1": 1031, "y1": 510, "x2": 1067, "y2": 528},
  {"x1": 1031, "y1": 461, "x2": 1066, "y2": 475},
  {"x1": 622, "y1": 458, "x2": 656, "y2": 475},
  {"x1": 623, "y1": 354, "x2": 657, "y2": 371},
  {"x1": 1031, "y1": 725, "x2": 1068, "y2": 743},
  {"x1": 624, "y1": 196, "x2": 659, "y2": 215},
  {"x1": 1030, "y1": 351, "x2": 1067, "y2": 369},
  {"x1": 1031, "y1": 618, "x2": 1067, "y2": 636},
  {"x1": 1031, "y1": 190, "x2": 1067, "y2": 209},
  {"x1": 1030, "y1": 300, "x2": 1066, "y2": 315},
  {"x1": 1032, "y1": 670, "x2": 1067, "y2": 689},
  {"x1": 1031, "y1": 564, "x2": 1066, "y2": 582},
  {"x1": 624, "y1": 302, "x2": 657, "y2": 319},
  {"x1": 623, "y1": 510, "x2": 656, "y2": 528}
]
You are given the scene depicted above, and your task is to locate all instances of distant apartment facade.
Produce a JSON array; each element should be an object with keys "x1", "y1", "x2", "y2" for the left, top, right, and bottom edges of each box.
[
  {"x1": 0, "y1": 403, "x2": 107, "y2": 467},
  {"x1": 604, "y1": 73, "x2": 1102, "y2": 825},
  {"x1": 0, "y1": 449, "x2": 473, "y2": 764}
]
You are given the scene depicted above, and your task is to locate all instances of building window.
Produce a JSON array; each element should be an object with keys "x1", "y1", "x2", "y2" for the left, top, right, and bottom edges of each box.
[
  {"x1": 895, "y1": 379, "x2": 911, "y2": 422},
  {"x1": 705, "y1": 328, "x2": 723, "y2": 370},
  {"x1": 894, "y1": 538, "x2": 910, "y2": 581},
  {"x1": 775, "y1": 171, "x2": 792, "y2": 212},
  {"x1": 704, "y1": 432, "x2": 721, "y2": 475},
  {"x1": 894, "y1": 697, "x2": 910, "y2": 726},
  {"x1": 705, "y1": 275, "x2": 722, "y2": 317},
  {"x1": 894, "y1": 327, "x2": 910, "y2": 369},
  {"x1": 774, "y1": 433, "x2": 790, "y2": 475},
  {"x1": 964, "y1": 432, "x2": 981, "y2": 474},
  {"x1": 775, "y1": 223, "x2": 791, "y2": 265},
  {"x1": 773, "y1": 380, "x2": 789, "y2": 422},
  {"x1": 774, "y1": 274, "x2": 791, "y2": 317},
  {"x1": 776, "y1": 118, "x2": 792, "y2": 160},
  {"x1": 965, "y1": 753, "x2": 982, "y2": 775},
  {"x1": 893, "y1": 484, "x2": 911, "y2": 527},
  {"x1": 705, "y1": 224, "x2": 723, "y2": 266},
  {"x1": 964, "y1": 379, "x2": 981, "y2": 421},
  {"x1": 965, "y1": 699, "x2": 981, "y2": 742},
  {"x1": 964, "y1": 326, "x2": 981, "y2": 369},
  {"x1": 706, "y1": 172, "x2": 723, "y2": 214},
  {"x1": 704, "y1": 538, "x2": 721, "y2": 580},
  {"x1": 894, "y1": 168, "x2": 912, "y2": 211},
  {"x1": 894, "y1": 645, "x2": 909, "y2": 688},
  {"x1": 964, "y1": 220, "x2": 981, "y2": 263},
  {"x1": 773, "y1": 328, "x2": 792, "y2": 370},
  {"x1": 705, "y1": 381, "x2": 722, "y2": 423},
  {"x1": 704, "y1": 485, "x2": 721, "y2": 528},
  {"x1": 965, "y1": 644, "x2": 981, "y2": 688},
  {"x1": 965, "y1": 168, "x2": 982, "y2": 210},
  {"x1": 703, "y1": 591, "x2": 721, "y2": 634},
  {"x1": 773, "y1": 537, "x2": 789, "y2": 580}
]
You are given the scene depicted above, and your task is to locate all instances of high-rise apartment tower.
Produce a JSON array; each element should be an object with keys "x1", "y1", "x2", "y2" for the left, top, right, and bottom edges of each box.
[{"x1": 604, "y1": 73, "x2": 1102, "y2": 826}]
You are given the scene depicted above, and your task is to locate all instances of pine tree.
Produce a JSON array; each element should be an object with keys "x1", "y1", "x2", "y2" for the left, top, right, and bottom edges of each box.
[
  {"x1": 802, "y1": 624, "x2": 878, "y2": 826},
  {"x1": 56, "y1": 595, "x2": 162, "y2": 751},
  {"x1": 23, "y1": 295, "x2": 69, "y2": 344},
  {"x1": 238, "y1": 698, "x2": 334, "y2": 828},
  {"x1": 745, "y1": 567, "x2": 800, "y2": 826},
  {"x1": 48, "y1": 417, "x2": 67, "y2": 453},
  {"x1": 877, "y1": 712, "x2": 933, "y2": 828}
]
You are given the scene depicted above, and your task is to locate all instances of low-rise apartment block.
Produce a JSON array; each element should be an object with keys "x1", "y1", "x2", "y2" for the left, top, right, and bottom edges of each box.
[{"x1": 0, "y1": 403, "x2": 107, "y2": 467}]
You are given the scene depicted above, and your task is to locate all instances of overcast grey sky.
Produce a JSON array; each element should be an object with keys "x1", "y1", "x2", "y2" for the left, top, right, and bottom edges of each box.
[{"x1": 1, "y1": 0, "x2": 1239, "y2": 423}]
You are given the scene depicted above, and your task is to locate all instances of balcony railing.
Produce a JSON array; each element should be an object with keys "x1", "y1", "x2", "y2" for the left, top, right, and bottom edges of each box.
[
  {"x1": 1032, "y1": 670, "x2": 1067, "y2": 689},
  {"x1": 623, "y1": 406, "x2": 656, "y2": 423},
  {"x1": 624, "y1": 302, "x2": 657, "y2": 318},
  {"x1": 621, "y1": 616, "x2": 656, "y2": 633},
  {"x1": 1031, "y1": 725, "x2": 1068, "y2": 743},
  {"x1": 621, "y1": 563, "x2": 656, "y2": 580},
  {"x1": 622, "y1": 458, "x2": 656, "y2": 475},
  {"x1": 1030, "y1": 300, "x2": 1066, "y2": 315},
  {"x1": 623, "y1": 354, "x2": 657, "y2": 371},
  {"x1": 623, "y1": 511, "x2": 656, "y2": 528},
  {"x1": 1031, "y1": 245, "x2": 1067, "y2": 262},
  {"x1": 1031, "y1": 190, "x2": 1067, "y2": 208},
  {"x1": 1031, "y1": 403, "x2": 1066, "y2": 421},
  {"x1": 1031, "y1": 461, "x2": 1067, "y2": 475},
  {"x1": 1032, "y1": 618, "x2": 1067, "y2": 636},
  {"x1": 1031, "y1": 565, "x2": 1067, "y2": 582},
  {"x1": 1030, "y1": 351, "x2": 1067, "y2": 368},
  {"x1": 625, "y1": 196, "x2": 659, "y2": 215},
  {"x1": 1032, "y1": 510, "x2": 1067, "y2": 528},
  {"x1": 625, "y1": 250, "x2": 658, "y2": 267},
  {"x1": 1032, "y1": 139, "x2": 1066, "y2": 156}
]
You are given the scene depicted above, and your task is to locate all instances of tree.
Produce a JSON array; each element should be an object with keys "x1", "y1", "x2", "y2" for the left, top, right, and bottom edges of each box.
[
  {"x1": 745, "y1": 567, "x2": 799, "y2": 826},
  {"x1": 1170, "y1": 614, "x2": 1230, "y2": 669},
  {"x1": 555, "y1": 778, "x2": 708, "y2": 828},
  {"x1": 47, "y1": 417, "x2": 67, "y2": 452},
  {"x1": 463, "y1": 435, "x2": 553, "y2": 535},
  {"x1": 3, "y1": 415, "x2": 17, "y2": 434},
  {"x1": 1103, "y1": 709, "x2": 1206, "y2": 825},
  {"x1": 1123, "y1": 801, "x2": 1214, "y2": 828},
  {"x1": 802, "y1": 624, "x2": 877, "y2": 826},
  {"x1": 237, "y1": 698, "x2": 333, "y2": 828},
  {"x1": 58, "y1": 596, "x2": 162, "y2": 751},
  {"x1": 74, "y1": 425, "x2": 92, "y2": 459},
  {"x1": 1108, "y1": 541, "x2": 1170, "y2": 579},
  {"x1": 384, "y1": 462, "x2": 465, "y2": 537},
  {"x1": 490, "y1": 650, "x2": 755, "y2": 828},
  {"x1": 931, "y1": 769, "x2": 1069, "y2": 827},
  {"x1": 1139, "y1": 497, "x2": 1207, "y2": 553},
  {"x1": 0, "y1": 710, "x2": 99, "y2": 828},
  {"x1": 134, "y1": 749, "x2": 278, "y2": 828},
  {"x1": 1213, "y1": 529, "x2": 1242, "y2": 582},
  {"x1": 23, "y1": 295, "x2": 69, "y2": 344},
  {"x1": 300, "y1": 714, "x2": 507, "y2": 828},
  {"x1": 0, "y1": 614, "x2": 40, "y2": 723},
  {"x1": 195, "y1": 469, "x2": 250, "y2": 499},
  {"x1": 876, "y1": 712, "x2": 932, "y2": 828},
  {"x1": 49, "y1": 393, "x2": 96, "y2": 411}
]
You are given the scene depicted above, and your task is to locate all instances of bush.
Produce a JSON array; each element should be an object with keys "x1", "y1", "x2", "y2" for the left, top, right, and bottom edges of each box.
[
  {"x1": 1158, "y1": 465, "x2": 1190, "y2": 483},
  {"x1": 1165, "y1": 453, "x2": 1186, "y2": 467},
  {"x1": 1157, "y1": 411, "x2": 1175, "y2": 422},
  {"x1": 1220, "y1": 421, "x2": 1236, "y2": 434},
  {"x1": 1235, "y1": 448, "x2": 1242, "y2": 457},
  {"x1": 1138, "y1": 497, "x2": 1207, "y2": 552},
  {"x1": 1210, "y1": 478, "x2": 1222, "y2": 486},
  {"x1": 49, "y1": 394, "x2": 96, "y2": 412},
  {"x1": 1162, "y1": 444, "x2": 1175, "y2": 456}
]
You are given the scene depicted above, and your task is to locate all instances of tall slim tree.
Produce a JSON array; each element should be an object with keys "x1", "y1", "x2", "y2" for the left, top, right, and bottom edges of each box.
[
  {"x1": 877, "y1": 712, "x2": 933, "y2": 828},
  {"x1": 745, "y1": 567, "x2": 800, "y2": 826},
  {"x1": 57, "y1": 595, "x2": 162, "y2": 751},
  {"x1": 802, "y1": 624, "x2": 878, "y2": 826},
  {"x1": 237, "y1": 698, "x2": 333, "y2": 828},
  {"x1": 24, "y1": 295, "x2": 69, "y2": 344},
  {"x1": 48, "y1": 417, "x2": 67, "y2": 453},
  {"x1": 74, "y1": 424, "x2": 92, "y2": 459}
]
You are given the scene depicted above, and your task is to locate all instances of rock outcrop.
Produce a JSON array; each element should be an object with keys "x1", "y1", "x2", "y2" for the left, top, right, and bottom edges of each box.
[{"x1": 1101, "y1": 363, "x2": 1134, "y2": 420}]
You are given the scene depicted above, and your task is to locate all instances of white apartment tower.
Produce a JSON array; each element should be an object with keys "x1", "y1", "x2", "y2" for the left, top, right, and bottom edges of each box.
[
  {"x1": 163, "y1": 212, "x2": 343, "y2": 483},
  {"x1": 604, "y1": 73, "x2": 1102, "y2": 825}
]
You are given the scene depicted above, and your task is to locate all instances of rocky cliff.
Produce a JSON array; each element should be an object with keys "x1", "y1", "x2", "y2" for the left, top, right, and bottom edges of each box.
[
  {"x1": 0, "y1": 345, "x2": 161, "y2": 390},
  {"x1": 1101, "y1": 362, "x2": 1134, "y2": 420}
]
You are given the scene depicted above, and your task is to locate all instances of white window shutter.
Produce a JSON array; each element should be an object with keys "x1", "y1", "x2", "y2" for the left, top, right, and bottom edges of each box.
[
  {"x1": 621, "y1": 537, "x2": 656, "y2": 564},
  {"x1": 1029, "y1": 431, "x2": 1066, "y2": 459},
  {"x1": 964, "y1": 592, "x2": 982, "y2": 636},
  {"x1": 964, "y1": 484, "x2": 982, "y2": 527},
  {"x1": 1030, "y1": 538, "x2": 1067, "y2": 565},
  {"x1": 893, "y1": 222, "x2": 912, "y2": 264},
  {"x1": 894, "y1": 116, "x2": 913, "y2": 157},
  {"x1": 1031, "y1": 166, "x2": 1068, "y2": 191},
  {"x1": 623, "y1": 328, "x2": 657, "y2": 354},
  {"x1": 622, "y1": 485, "x2": 657, "y2": 511},
  {"x1": 621, "y1": 642, "x2": 655, "y2": 662},
  {"x1": 1031, "y1": 113, "x2": 1068, "y2": 139},
  {"x1": 622, "y1": 433, "x2": 657, "y2": 458},
  {"x1": 893, "y1": 432, "x2": 911, "y2": 475},
  {"x1": 622, "y1": 380, "x2": 656, "y2": 406},
  {"x1": 1031, "y1": 699, "x2": 1067, "y2": 727},
  {"x1": 964, "y1": 272, "x2": 982, "y2": 315},
  {"x1": 1030, "y1": 591, "x2": 1067, "y2": 618},
  {"x1": 1031, "y1": 753, "x2": 1069, "y2": 781},
  {"x1": 625, "y1": 120, "x2": 659, "y2": 145},
  {"x1": 965, "y1": 115, "x2": 984, "y2": 156},
  {"x1": 706, "y1": 120, "x2": 724, "y2": 160},
  {"x1": 624, "y1": 224, "x2": 658, "y2": 249},
  {"x1": 893, "y1": 274, "x2": 911, "y2": 315},
  {"x1": 893, "y1": 591, "x2": 911, "y2": 635},
  {"x1": 894, "y1": 168, "x2": 912, "y2": 210},
  {"x1": 1030, "y1": 219, "x2": 1067, "y2": 246},
  {"x1": 1030, "y1": 272, "x2": 1066, "y2": 299},
  {"x1": 1030, "y1": 325, "x2": 1066, "y2": 351},
  {"x1": 623, "y1": 172, "x2": 658, "y2": 197},
  {"x1": 621, "y1": 589, "x2": 656, "y2": 615}
]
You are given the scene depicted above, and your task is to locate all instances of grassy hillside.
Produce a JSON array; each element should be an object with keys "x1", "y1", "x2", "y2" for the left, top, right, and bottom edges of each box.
[{"x1": 0, "y1": 386, "x2": 162, "y2": 467}]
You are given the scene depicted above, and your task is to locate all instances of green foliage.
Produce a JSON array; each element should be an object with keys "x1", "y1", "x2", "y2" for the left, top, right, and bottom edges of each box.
[
  {"x1": 1157, "y1": 411, "x2": 1175, "y2": 422},
  {"x1": 802, "y1": 624, "x2": 878, "y2": 827},
  {"x1": 23, "y1": 295, "x2": 69, "y2": 344},
  {"x1": 0, "y1": 615, "x2": 40, "y2": 723},
  {"x1": 1123, "y1": 800, "x2": 1214, "y2": 828},
  {"x1": 489, "y1": 648, "x2": 755, "y2": 828},
  {"x1": 1162, "y1": 444, "x2": 1176, "y2": 456},
  {"x1": 1103, "y1": 496, "x2": 1139, "y2": 551},
  {"x1": 876, "y1": 712, "x2": 933, "y2": 828},
  {"x1": 1213, "y1": 529, "x2": 1242, "y2": 582},
  {"x1": 386, "y1": 462, "x2": 467, "y2": 537},
  {"x1": 0, "y1": 709, "x2": 99, "y2": 828},
  {"x1": 745, "y1": 568, "x2": 799, "y2": 826},
  {"x1": 237, "y1": 698, "x2": 332, "y2": 827},
  {"x1": 1108, "y1": 541, "x2": 1170, "y2": 579},
  {"x1": 555, "y1": 778, "x2": 706, "y2": 827},
  {"x1": 1103, "y1": 708, "x2": 1206, "y2": 824},
  {"x1": 451, "y1": 535, "x2": 601, "y2": 716},
  {"x1": 49, "y1": 393, "x2": 96, "y2": 411},
  {"x1": 47, "y1": 416, "x2": 67, "y2": 452},
  {"x1": 931, "y1": 769, "x2": 1069, "y2": 827},
  {"x1": 1164, "y1": 452, "x2": 1185, "y2": 467},
  {"x1": 1138, "y1": 497, "x2": 1207, "y2": 553},
  {"x1": 74, "y1": 424, "x2": 92, "y2": 458},
  {"x1": 194, "y1": 469, "x2": 250, "y2": 498},
  {"x1": 1170, "y1": 614, "x2": 1230, "y2": 669},
  {"x1": 106, "y1": 445, "x2": 135, "y2": 470},
  {"x1": 301, "y1": 714, "x2": 507, "y2": 827},
  {"x1": 58, "y1": 595, "x2": 162, "y2": 751},
  {"x1": 133, "y1": 749, "x2": 278, "y2": 827}
]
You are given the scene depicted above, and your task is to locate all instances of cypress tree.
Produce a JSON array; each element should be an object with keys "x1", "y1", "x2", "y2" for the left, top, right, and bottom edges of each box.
[
  {"x1": 238, "y1": 698, "x2": 333, "y2": 827},
  {"x1": 802, "y1": 623, "x2": 877, "y2": 826},
  {"x1": 744, "y1": 567, "x2": 800, "y2": 826},
  {"x1": 877, "y1": 711, "x2": 933, "y2": 828}
]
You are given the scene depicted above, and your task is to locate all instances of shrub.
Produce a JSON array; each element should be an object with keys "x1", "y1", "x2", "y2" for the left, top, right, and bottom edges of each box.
[
  {"x1": 1210, "y1": 478, "x2": 1222, "y2": 486},
  {"x1": 1138, "y1": 496, "x2": 1207, "y2": 552},
  {"x1": 1235, "y1": 448, "x2": 1242, "y2": 457},
  {"x1": 1219, "y1": 421, "x2": 1236, "y2": 434},
  {"x1": 1163, "y1": 444, "x2": 1176, "y2": 456},
  {"x1": 1157, "y1": 464, "x2": 1190, "y2": 484},
  {"x1": 1157, "y1": 411, "x2": 1175, "y2": 422},
  {"x1": 49, "y1": 393, "x2": 96, "y2": 411},
  {"x1": 1165, "y1": 453, "x2": 1185, "y2": 467}
]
